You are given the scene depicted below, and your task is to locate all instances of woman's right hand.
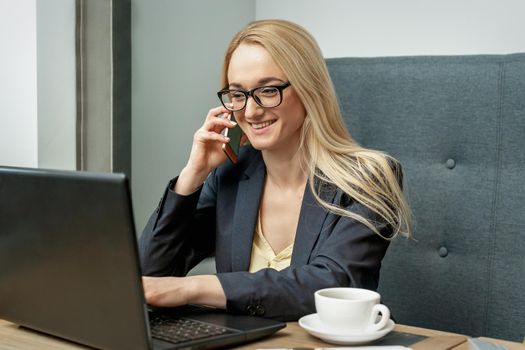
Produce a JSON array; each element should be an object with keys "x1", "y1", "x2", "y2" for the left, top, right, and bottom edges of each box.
[{"x1": 174, "y1": 106, "x2": 237, "y2": 195}]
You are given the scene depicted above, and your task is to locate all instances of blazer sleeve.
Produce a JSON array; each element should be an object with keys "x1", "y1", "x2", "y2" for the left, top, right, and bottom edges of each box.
[
  {"x1": 138, "y1": 174, "x2": 219, "y2": 277},
  {"x1": 216, "y1": 199, "x2": 391, "y2": 321}
]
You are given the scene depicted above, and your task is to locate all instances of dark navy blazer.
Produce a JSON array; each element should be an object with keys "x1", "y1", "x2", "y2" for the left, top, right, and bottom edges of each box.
[{"x1": 139, "y1": 145, "x2": 391, "y2": 321}]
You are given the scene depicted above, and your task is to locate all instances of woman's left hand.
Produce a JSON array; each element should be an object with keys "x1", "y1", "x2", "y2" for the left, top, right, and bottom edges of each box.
[{"x1": 142, "y1": 275, "x2": 227, "y2": 309}]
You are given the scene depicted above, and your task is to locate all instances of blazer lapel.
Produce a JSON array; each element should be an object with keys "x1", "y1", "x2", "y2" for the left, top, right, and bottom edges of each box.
[
  {"x1": 230, "y1": 154, "x2": 266, "y2": 271},
  {"x1": 291, "y1": 182, "x2": 337, "y2": 266}
]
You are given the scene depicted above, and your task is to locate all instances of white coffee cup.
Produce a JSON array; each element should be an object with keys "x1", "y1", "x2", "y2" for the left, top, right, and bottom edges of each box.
[{"x1": 314, "y1": 287, "x2": 390, "y2": 334}]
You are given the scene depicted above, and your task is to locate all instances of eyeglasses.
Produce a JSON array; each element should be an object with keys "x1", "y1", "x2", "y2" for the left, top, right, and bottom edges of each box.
[{"x1": 217, "y1": 82, "x2": 291, "y2": 112}]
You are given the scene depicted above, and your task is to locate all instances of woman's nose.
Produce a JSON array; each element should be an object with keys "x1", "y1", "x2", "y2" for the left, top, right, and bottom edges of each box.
[{"x1": 243, "y1": 96, "x2": 262, "y2": 119}]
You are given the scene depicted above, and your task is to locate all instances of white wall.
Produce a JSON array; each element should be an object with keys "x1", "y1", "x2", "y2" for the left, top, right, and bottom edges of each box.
[
  {"x1": 0, "y1": 0, "x2": 76, "y2": 169},
  {"x1": 256, "y1": 0, "x2": 525, "y2": 57},
  {"x1": 0, "y1": 0, "x2": 38, "y2": 167}
]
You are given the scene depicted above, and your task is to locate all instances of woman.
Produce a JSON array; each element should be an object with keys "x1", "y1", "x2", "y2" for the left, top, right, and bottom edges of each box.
[{"x1": 139, "y1": 19, "x2": 411, "y2": 321}]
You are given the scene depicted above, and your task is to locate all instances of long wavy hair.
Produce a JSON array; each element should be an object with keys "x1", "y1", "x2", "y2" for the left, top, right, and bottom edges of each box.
[{"x1": 221, "y1": 19, "x2": 412, "y2": 239}]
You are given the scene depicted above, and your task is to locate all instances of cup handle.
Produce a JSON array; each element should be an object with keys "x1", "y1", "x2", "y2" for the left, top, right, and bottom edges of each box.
[{"x1": 367, "y1": 304, "x2": 390, "y2": 332}]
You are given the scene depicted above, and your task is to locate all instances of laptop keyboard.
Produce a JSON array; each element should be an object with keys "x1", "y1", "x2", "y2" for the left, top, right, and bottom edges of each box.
[{"x1": 149, "y1": 314, "x2": 234, "y2": 344}]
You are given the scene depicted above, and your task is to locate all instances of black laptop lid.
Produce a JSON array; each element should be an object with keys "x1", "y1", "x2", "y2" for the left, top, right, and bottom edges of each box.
[{"x1": 0, "y1": 166, "x2": 151, "y2": 350}]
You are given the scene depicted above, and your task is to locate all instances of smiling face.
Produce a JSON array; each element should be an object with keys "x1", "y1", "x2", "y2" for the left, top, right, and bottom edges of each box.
[{"x1": 227, "y1": 43, "x2": 306, "y2": 154}]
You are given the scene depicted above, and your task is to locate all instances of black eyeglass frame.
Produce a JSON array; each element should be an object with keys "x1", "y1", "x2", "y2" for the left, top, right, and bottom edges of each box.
[{"x1": 217, "y1": 82, "x2": 292, "y2": 112}]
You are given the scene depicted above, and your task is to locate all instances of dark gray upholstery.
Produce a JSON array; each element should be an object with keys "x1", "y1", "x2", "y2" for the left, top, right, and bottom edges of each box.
[{"x1": 326, "y1": 53, "x2": 525, "y2": 342}]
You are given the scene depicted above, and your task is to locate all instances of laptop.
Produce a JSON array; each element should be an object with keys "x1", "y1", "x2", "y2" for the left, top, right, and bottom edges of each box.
[{"x1": 0, "y1": 166, "x2": 285, "y2": 350}]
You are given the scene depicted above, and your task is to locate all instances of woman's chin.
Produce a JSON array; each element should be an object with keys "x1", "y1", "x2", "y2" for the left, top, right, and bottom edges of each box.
[
  {"x1": 245, "y1": 136, "x2": 270, "y2": 151},
  {"x1": 248, "y1": 143, "x2": 267, "y2": 151}
]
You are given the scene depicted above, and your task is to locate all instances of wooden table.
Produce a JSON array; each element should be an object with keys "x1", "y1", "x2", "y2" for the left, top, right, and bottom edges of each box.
[
  {"x1": 1, "y1": 319, "x2": 523, "y2": 350},
  {"x1": 232, "y1": 322, "x2": 468, "y2": 350}
]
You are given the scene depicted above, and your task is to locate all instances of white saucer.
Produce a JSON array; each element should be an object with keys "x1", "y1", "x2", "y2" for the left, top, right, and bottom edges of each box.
[{"x1": 298, "y1": 313, "x2": 396, "y2": 345}]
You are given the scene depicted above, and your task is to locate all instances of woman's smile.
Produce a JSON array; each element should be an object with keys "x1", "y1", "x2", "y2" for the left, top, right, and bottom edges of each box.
[{"x1": 250, "y1": 119, "x2": 277, "y2": 132}]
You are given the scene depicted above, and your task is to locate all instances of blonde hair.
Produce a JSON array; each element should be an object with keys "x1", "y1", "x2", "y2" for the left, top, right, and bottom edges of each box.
[{"x1": 221, "y1": 19, "x2": 412, "y2": 239}]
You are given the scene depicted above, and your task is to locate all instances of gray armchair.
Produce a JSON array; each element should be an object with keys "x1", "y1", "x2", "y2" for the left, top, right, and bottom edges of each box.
[{"x1": 327, "y1": 53, "x2": 525, "y2": 342}]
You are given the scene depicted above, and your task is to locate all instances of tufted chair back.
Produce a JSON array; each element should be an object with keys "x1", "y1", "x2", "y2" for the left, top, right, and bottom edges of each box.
[{"x1": 327, "y1": 53, "x2": 525, "y2": 341}]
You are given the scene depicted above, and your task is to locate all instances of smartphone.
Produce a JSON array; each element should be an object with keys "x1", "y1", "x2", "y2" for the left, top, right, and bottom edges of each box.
[{"x1": 221, "y1": 113, "x2": 243, "y2": 164}]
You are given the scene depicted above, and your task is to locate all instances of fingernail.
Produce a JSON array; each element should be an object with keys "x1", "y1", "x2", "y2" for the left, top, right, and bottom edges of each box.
[
  {"x1": 224, "y1": 137, "x2": 230, "y2": 141},
  {"x1": 230, "y1": 120, "x2": 237, "y2": 125}
]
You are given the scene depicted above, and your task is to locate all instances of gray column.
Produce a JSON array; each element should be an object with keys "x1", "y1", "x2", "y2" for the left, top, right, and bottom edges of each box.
[{"x1": 76, "y1": 0, "x2": 131, "y2": 177}]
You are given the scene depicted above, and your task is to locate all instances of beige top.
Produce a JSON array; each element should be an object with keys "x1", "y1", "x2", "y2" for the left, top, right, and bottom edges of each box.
[{"x1": 249, "y1": 211, "x2": 294, "y2": 272}]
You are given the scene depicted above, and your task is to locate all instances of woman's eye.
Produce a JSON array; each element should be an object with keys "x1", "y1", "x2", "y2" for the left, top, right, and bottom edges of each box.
[
  {"x1": 231, "y1": 92, "x2": 245, "y2": 101},
  {"x1": 259, "y1": 87, "x2": 278, "y2": 96}
]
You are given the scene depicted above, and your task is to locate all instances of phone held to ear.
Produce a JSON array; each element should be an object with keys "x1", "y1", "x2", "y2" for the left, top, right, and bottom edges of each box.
[{"x1": 221, "y1": 113, "x2": 243, "y2": 164}]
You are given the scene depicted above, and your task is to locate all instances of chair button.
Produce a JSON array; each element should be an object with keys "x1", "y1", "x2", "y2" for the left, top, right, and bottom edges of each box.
[
  {"x1": 438, "y1": 246, "x2": 449, "y2": 257},
  {"x1": 446, "y1": 159, "x2": 456, "y2": 169}
]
